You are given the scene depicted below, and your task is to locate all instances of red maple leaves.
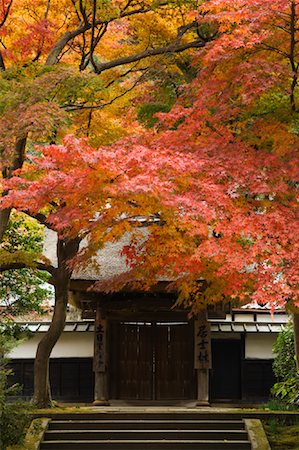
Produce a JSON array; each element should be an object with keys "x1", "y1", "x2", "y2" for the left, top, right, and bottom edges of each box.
[{"x1": 1, "y1": 0, "x2": 298, "y2": 312}]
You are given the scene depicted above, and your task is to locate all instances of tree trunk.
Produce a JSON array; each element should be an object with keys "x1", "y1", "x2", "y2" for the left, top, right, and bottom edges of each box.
[
  {"x1": 0, "y1": 137, "x2": 27, "y2": 241},
  {"x1": 0, "y1": 208, "x2": 11, "y2": 241},
  {"x1": 32, "y1": 268, "x2": 69, "y2": 407},
  {"x1": 293, "y1": 313, "x2": 299, "y2": 371},
  {"x1": 32, "y1": 237, "x2": 79, "y2": 408}
]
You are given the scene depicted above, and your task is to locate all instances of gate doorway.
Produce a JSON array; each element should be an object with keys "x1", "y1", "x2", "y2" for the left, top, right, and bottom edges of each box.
[
  {"x1": 210, "y1": 339, "x2": 242, "y2": 401},
  {"x1": 110, "y1": 322, "x2": 196, "y2": 400}
]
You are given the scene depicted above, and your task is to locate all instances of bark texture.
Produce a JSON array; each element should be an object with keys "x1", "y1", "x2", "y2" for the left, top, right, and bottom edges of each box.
[
  {"x1": 0, "y1": 137, "x2": 27, "y2": 241},
  {"x1": 32, "y1": 237, "x2": 79, "y2": 407}
]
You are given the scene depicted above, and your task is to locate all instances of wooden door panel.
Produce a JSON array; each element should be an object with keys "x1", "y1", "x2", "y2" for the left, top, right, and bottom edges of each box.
[
  {"x1": 116, "y1": 323, "x2": 153, "y2": 399},
  {"x1": 155, "y1": 324, "x2": 195, "y2": 400}
]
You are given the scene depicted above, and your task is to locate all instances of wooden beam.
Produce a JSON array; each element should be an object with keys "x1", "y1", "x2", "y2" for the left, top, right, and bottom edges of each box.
[{"x1": 70, "y1": 279, "x2": 178, "y2": 293}]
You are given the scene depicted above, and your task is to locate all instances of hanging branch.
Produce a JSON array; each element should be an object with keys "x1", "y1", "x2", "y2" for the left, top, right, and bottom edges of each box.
[
  {"x1": 0, "y1": 261, "x2": 56, "y2": 276},
  {"x1": 89, "y1": 0, "x2": 98, "y2": 72},
  {"x1": 0, "y1": 0, "x2": 13, "y2": 28},
  {"x1": 32, "y1": 0, "x2": 52, "y2": 62},
  {"x1": 289, "y1": 0, "x2": 298, "y2": 112},
  {"x1": 0, "y1": 0, "x2": 13, "y2": 69},
  {"x1": 45, "y1": 2, "x2": 168, "y2": 65}
]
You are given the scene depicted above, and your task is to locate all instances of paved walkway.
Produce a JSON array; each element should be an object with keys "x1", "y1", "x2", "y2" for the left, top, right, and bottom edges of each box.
[{"x1": 57, "y1": 404, "x2": 259, "y2": 413}]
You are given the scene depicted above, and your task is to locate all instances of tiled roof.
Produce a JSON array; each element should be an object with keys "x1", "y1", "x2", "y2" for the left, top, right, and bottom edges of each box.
[
  {"x1": 210, "y1": 322, "x2": 286, "y2": 333},
  {"x1": 18, "y1": 316, "x2": 288, "y2": 333},
  {"x1": 21, "y1": 321, "x2": 95, "y2": 333}
]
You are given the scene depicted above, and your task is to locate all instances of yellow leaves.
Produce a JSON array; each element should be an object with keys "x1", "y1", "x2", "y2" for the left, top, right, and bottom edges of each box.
[
  {"x1": 259, "y1": 122, "x2": 297, "y2": 156},
  {"x1": 245, "y1": 119, "x2": 298, "y2": 155},
  {"x1": 173, "y1": 175, "x2": 193, "y2": 193},
  {"x1": 0, "y1": 249, "x2": 41, "y2": 267},
  {"x1": 4, "y1": 0, "x2": 67, "y2": 63},
  {"x1": 77, "y1": 105, "x2": 139, "y2": 147},
  {"x1": 133, "y1": 12, "x2": 179, "y2": 46}
]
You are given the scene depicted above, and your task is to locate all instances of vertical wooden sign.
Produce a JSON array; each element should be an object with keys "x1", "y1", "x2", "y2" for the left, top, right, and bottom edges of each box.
[
  {"x1": 194, "y1": 318, "x2": 212, "y2": 370},
  {"x1": 94, "y1": 319, "x2": 107, "y2": 373}
]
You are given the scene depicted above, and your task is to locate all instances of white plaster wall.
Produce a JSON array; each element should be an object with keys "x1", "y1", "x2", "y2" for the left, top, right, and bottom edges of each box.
[
  {"x1": 8, "y1": 332, "x2": 94, "y2": 359},
  {"x1": 257, "y1": 313, "x2": 288, "y2": 323},
  {"x1": 245, "y1": 333, "x2": 277, "y2": 359},
  {"x1": 234, "y1": 313, "x2": 254, "y2": 322}
]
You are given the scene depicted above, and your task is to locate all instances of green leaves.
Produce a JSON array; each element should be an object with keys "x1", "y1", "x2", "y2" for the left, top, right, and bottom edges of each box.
[
  {"x1": 273, "y1": 322, "x2": 297, "y2": 381},
  {"x1": 137, "y1": 102, "x2": 170, "y2": 128},
  {"x1": 1, "y1": 211, "x2": 43, "y2": 254},
  {"x1": 0, "y1": 335, "x2": 33, "y2": 449},
  {"x1": 0, "y1": 212, "x2": 51, "y2": 318},
  {"x1": 272, "y1": 322, "x2": 299, "y2": 406}
]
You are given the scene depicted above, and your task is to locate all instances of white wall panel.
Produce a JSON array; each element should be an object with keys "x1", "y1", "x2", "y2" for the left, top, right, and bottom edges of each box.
[
  {"x1": 245, "y1": 333, "x2": 277, "y2": 359},
  {"x1": 8, "y1": 332, "x2": 94, "y2": 359}
]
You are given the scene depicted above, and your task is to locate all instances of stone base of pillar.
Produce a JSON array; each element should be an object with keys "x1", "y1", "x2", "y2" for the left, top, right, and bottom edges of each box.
[
  {"x1": 92, "y1": 399, "x2": 110, "y2": 406},
  {"x1": 196, "y1": 368, "x2": 210, "y2": 405},
  {"x1": 195, "y1": 400, "x2": 210, "y2": 407}
]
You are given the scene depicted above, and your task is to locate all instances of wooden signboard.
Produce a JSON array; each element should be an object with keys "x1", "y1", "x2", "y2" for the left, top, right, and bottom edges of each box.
[
  {"x1": 194, "y1": 318, "x2": 212, "y2": 370},
  {"x1": 94, "y1": 319, "x2": 107, "y2": 373}
]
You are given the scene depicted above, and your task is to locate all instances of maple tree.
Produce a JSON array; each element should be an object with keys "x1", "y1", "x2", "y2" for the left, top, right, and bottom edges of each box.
[
  {"x1": 1, "y1": 0, "x2": 299, "y2": 408},
  {"x1": 0, "y1": 0, "x2": 210, "y2": 237},
  {"x1": 0, "y1": 0, "x2": 211, "y2": 407},
  {"x1": 0, "y1": 0, "x2": 207, "y2": 229}
]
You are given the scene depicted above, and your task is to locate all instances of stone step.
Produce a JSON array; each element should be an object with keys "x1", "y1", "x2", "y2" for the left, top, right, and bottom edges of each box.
[
  {"x1": 44, "y1": 429, "x2": 248, "y2": 440},
  {"x1": 40, "y1": 412, "x2": 253, "y2": 450},
  {"x1": 49, "y1": 419, "x2": 245, "y2": 430},
  {"x1": 40, "y1": 439, "x2": 252, "y2": 450},
  {"x1": 36, "y1": 412, "x2": 247, "y2": 421}
]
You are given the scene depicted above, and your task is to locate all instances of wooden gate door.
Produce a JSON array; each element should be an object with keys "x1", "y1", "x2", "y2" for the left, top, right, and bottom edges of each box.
[
  {"x1": 110, "y1": 322, "x2": 195, "y2": 400},
  {"x1": 155, "y1": 323, "x2": 195, "y2": 400},
  {"x1": 111, "y1": 322, "x2": 154, "y2": 400}
]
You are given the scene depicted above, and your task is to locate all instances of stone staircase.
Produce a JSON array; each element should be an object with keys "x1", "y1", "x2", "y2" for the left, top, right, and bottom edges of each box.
[{"x1": 40, "y1": 412, "x2": 252, "y2": 449}]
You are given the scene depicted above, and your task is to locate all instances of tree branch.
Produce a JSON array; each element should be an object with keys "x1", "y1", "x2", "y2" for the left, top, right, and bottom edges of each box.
[
  {"x1": 89, "y1": 0, "x2": 98, "y2": 71},
  {"x1": 0, "y1": 51, "x2": 5, "y2": 70},
  {"x1": 94, "y1": 39, "x2": 205, "y2": 74},
  {"x1": 0, "y1": 0, "x2": 13, "y2": 29},
  {"x1": 0, "y1": 261, "x2": 56, "y2": 275},
  {"x1": 45, "y1": 5, "x2": 155, "y2": 65},
  {"x1": 63, "y1": 66, "x2": 150, "y2": 111},
  {"x1": 32, "y1": 0, "x2": 52, "y2": 62},
  {"x1": 22, "y1": 211, "x2": 53, "y2": 229},
  {"x1": 0, "y1": 137, "x2": 27, "y2": 241}
]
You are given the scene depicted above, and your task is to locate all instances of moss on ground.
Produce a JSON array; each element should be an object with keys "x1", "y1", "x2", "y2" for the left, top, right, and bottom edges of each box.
[
  {"x1": 8, "y1": 418, "x2": 50, "y2": 450},
  {"x1": 264, "y1": 423, "x2": 299, "y2": 449}
]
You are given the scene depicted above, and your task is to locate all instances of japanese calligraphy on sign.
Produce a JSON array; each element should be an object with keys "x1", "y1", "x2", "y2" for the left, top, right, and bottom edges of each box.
[
  {"x1": 93, "y1": 320, "x2": 107, "y2": 372},
  {"x1": 194, "y1": 319, "x2": 211, "y2": 369}
]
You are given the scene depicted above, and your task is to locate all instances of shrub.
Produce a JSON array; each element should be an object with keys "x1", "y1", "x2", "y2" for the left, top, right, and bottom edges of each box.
[
  {"x1": 271, "y1": 321, "x2": 299, "y2": 406},
  {"x1": 0, "y1": 335, "x2": 32, "y2": 449},
  {"x1": 273, "y1": 323, "x2": 297, "y2": 380}
]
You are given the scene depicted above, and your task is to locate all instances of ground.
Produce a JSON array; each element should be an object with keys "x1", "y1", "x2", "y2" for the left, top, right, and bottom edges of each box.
[{"x1": 264, "y1": 423, "x2": 299, "y2": 450}]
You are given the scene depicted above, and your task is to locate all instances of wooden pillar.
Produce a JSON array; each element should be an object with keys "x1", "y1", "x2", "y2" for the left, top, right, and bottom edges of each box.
[
  {"x1": 194, "y1": 310, "x2": 211, "y2": 406},
  {"x1": 93, "y1": 305, "x2": 110, "y2": 406}
]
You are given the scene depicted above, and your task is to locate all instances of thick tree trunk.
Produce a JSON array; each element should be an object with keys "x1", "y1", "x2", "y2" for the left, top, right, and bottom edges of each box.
[
  {"x1": 32, "y1": 237, "x2": 79, "y2": 408},
  {"x1": 293, "y1": 313, "x2": 299, "y2": 371},
  {"x1": 32, "y1": 270, "x2": 69, "y2": 407},
  {"x1": 1, "y1": 137, "x2": 27, "y2": 241},
  {"x1": 0, "y1": 208, "x2": 11, "y2": 241}
]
